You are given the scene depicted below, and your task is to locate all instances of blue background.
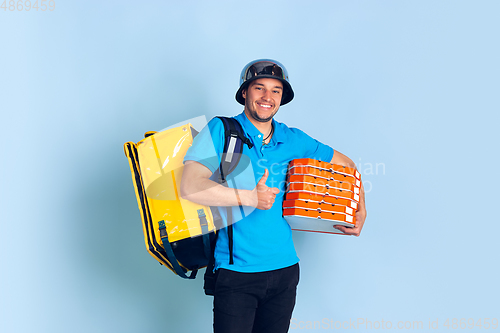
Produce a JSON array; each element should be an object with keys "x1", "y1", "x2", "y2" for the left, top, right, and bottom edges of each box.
[{"x1": 1, "y1": 1, "x2": 499, "y2": 332}]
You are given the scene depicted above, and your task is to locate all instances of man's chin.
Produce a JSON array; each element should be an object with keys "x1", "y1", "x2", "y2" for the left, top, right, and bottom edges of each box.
[{"x1": 249, "y1": 110, "x2": 277, "y2": 123}]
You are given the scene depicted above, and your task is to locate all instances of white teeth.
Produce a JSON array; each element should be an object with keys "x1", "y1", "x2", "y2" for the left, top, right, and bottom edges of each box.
[{"x1": 259, "y1": 104, "x2": 271, "y2": 108}]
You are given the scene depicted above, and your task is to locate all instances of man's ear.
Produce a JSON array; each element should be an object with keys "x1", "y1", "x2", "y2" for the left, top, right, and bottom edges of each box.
[{"x1": 242, "y1": 89, "x2": 246, "y2": 99}]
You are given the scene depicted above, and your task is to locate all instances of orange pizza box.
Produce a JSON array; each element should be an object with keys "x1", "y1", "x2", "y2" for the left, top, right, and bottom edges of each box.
[
  {"x1": 286, "y1": 182, "x2": 360, "y2": 202},
  {"x1": 283, "y1": 207, "x2": 356, "y2": 224},
  {"x1": 289, "y1": 158, "x2": 361, "y2": 180},
  {"x1": 284, "y1": 215, "x2": 353, "y2": 235},
  {"x1": 283, "y1": 199, "x2": 355, "y2": 216},
  {"x1": 287, "y1": 168, "x2": 361, "y2": 187},
  {"x1": 283, "y1": 209, "x2": 356, "y2": 235},
  {"x1": 285, "y1": 215, "x2": 354, "y2": 235},
  {"x1": 285, "y1": 191, "x2": 358, "y2": 210},
  {"x1": 287, "y1": 174, "x2": 359, "y2": 192}
]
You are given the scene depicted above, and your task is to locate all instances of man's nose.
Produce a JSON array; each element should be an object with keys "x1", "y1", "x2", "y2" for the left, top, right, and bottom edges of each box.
[{"x1": 262, "y1": 90, "x2": 272, "y2": 101}]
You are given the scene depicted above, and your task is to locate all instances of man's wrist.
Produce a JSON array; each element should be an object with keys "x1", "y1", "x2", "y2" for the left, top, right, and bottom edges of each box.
[
  {"x1": 238, "y1": 190, "x2": 253, "y2": 207},
  {"x1": 234, "y1": 189, "x2": 242, "y2": 206}
]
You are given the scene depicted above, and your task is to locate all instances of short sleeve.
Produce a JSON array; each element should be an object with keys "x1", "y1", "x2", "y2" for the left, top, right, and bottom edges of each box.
[
  {"x1": 289, "y1": 127, "x2": 334, "y2": 162},
  {"x1": 183, "y1": 117, "x2": 224, "y2": 173}
]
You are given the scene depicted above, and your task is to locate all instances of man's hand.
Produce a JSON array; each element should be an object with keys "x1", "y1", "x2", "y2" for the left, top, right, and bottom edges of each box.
[
  {"x1": 248, "y1": 169, "x2": 280, "y2": 210},
  {"x1": 329, "y1": 151, "x2": 367, "y2": 236},
  {"x1": 333, "y1": 183, "x2": 367, "y2": 236}
]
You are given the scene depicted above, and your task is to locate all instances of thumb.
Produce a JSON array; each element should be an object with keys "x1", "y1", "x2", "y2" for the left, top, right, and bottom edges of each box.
[{"x1": 258, "y1": 169, "x2": 269, "y2": 186}]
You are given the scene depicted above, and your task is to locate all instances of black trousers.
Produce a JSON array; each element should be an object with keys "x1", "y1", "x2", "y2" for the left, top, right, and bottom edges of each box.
[{"x1": 213, "y1": 263, "x2": 300, "y2": 333}]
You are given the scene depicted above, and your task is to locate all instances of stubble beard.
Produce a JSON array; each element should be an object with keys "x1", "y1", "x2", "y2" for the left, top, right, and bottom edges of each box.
[
  {"x1": 249, "y1": 110, "x2": 277, "y2": 123},
  {"x1": 246, "y1": 103, "x2": 279, "y2": 123}
]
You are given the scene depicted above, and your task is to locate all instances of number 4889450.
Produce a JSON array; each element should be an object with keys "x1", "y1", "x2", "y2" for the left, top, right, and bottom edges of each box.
[{"x1": 1, "y1": 0, "x2": 56, "y2": 11}]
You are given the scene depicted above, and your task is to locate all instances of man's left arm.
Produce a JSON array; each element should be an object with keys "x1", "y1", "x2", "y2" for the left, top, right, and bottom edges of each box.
[{"x1": 329, "y1": 150, "x2": 367, "y2": 236}]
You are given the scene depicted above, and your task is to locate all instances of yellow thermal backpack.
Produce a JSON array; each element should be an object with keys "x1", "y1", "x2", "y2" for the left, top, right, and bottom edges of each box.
[{"x1": 123, "y1": 117, "x2": 252, "y2": 285}]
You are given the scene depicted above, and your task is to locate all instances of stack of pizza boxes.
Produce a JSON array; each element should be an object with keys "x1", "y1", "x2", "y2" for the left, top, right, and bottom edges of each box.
[{"x1": 283, "y1": 158, "x2": 361, "y2": 234}]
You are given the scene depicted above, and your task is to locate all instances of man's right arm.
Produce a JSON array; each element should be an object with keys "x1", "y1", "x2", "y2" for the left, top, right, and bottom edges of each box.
[{"x1": 180, "y1": 160, "x2": 279, "y2": 210}]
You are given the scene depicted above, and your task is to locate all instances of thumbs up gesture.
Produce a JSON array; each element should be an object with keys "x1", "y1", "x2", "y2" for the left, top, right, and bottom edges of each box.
[{"x1": 251, "y1": 169, "x2": 280, "y2": 210}]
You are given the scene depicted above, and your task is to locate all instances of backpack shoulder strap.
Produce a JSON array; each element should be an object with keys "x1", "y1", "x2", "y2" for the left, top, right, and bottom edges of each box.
[
  {"x1": 216, "y1": 116, "x2": 253, "y2": 266},
  {"x1": 215, "y1": 116, "x2": 253, "y2": 183},
  {"x1": 204, "y1": 117, "x2": 253, "y2": 294}
]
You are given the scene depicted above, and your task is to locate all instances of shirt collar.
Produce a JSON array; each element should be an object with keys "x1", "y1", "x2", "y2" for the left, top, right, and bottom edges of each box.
[
  {"x1": 271, "y1": 118, "x2": 285, "y2": 144},
  {"x1": 235, "y1": 111, "x2": 262, "y2": 138}
]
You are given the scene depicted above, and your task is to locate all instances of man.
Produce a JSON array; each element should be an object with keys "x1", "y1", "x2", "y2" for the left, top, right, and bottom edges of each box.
[{"x1": 180, "y1": 59, "x2": 367, "y2": 333}]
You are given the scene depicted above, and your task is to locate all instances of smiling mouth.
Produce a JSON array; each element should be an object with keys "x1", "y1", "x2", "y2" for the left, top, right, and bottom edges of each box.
[{"x1": 257, "y1": 102, "x2": 272, "y2": 109}]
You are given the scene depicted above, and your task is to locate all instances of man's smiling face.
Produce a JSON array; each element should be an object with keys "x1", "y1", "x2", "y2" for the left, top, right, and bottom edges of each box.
[{"x1": 242, "y1": 78, "x2": 283, "y2": 123}]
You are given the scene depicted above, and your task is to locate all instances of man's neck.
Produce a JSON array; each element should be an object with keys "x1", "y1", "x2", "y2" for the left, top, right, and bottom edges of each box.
[{"x1": 244, "y1": 110, "x2": 273, "y2": 135}]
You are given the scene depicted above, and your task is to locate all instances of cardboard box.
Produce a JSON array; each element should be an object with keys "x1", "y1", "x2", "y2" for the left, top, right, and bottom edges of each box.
[{"x1": 283, "y1": 159, "x2": 362, "y2": 235}]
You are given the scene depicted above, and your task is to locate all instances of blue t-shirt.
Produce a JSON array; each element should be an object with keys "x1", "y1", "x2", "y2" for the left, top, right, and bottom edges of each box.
[{"x1": 184, "y1": 112, "x2": 334, "y2": 273}]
